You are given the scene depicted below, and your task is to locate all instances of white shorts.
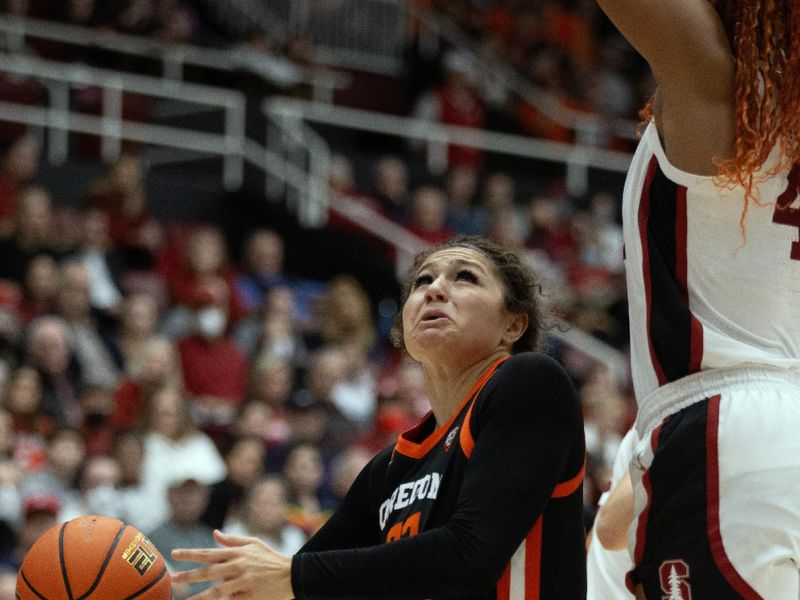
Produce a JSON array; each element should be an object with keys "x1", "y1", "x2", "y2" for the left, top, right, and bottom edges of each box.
[{"x1": 629, "y1": 366, "x2": 800, "y2": 599}]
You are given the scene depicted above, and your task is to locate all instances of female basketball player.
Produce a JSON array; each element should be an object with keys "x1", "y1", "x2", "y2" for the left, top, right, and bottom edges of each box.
[
  {"x1": 172, "y1": 236, "x2": 587, "y2": 599},
  {"x1": 595, "y1": 0, "x2": 800, "y2": 597}
]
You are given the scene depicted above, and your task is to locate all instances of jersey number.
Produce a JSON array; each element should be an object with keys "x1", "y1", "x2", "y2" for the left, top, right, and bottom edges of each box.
[
  {"x1": 772, "y1": 163, "x2": 800, "y2": 261},
  {"x1": 386, "y1": 512, "x2": 421, "y2": 542}
]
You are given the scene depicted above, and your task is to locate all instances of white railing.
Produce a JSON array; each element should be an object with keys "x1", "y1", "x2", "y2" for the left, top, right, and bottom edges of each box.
[
  {"x1": 262, "y1": 96, "x2": 633, "y2": 227},
  {"x1": 0, "y1": 54, "x2": 247, "y2": 189},
  {"x1": 0, "y1": 15, "x2": 351, "y2": 102}
]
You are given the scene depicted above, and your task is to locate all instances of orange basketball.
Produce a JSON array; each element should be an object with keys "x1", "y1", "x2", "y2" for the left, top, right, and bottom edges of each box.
[{"x1": 16, "y1": 515, "x2": 172, "y2": 600}]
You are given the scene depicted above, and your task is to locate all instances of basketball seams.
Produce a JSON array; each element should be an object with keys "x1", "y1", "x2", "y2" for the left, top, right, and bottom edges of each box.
[
  {"x1": 57, "y1": 523, "x2": 75, "y2": 600},
  {"x1": 77, "y1": 522, "x2": 128, "y2": 600},
  {"x1": 19, "y1": 570, "x2": 49, "y2": 600},
  {"x1": 122, "y1": 566, "x2": 168, "y2": 600}
]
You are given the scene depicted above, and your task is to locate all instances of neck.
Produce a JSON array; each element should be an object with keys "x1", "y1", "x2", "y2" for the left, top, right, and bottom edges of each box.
[{"x1": 421, "y1": 350, "x2": 508, "y2": 427}]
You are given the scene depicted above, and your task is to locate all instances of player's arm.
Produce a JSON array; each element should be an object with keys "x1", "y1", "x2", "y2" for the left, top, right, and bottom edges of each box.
[
  {"x1": 594, "y1": 471, "x2": 633, "y2": 551},
  {"x1": 594, "y1": 0, "x2": 733, "y2": 99},
  {"x1": 292, "y1": 354, "x2": 584, "y2": 598}
]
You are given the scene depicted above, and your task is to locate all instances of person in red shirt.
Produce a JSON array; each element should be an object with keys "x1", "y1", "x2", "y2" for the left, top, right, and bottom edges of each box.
[{"x1": 177, "y1": 292, "x2": 247, "y2": 431}]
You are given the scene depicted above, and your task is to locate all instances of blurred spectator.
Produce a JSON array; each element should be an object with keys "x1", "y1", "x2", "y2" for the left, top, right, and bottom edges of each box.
[
  {"x1": 0, "y1": 451, "x2": 22, "y2": 530},
  {"x1": 23, "y1": 316, "x2": 82, "y2": 428},
  {"x1": 18, "y1": 254, "x2": 59, "y2": 323},
  {"x1": 112, "y1": 429, "x2": 161, "y2": 533},
  {"x1": 328, "y1": 445, "x2": 372, "y2": 504},
  {"x1": 20, "y1": 428, "x2": 85, "y2": 509},
  {"x1": 113, "y1": 291, "x2": 161, "y2": 372},
  {"x1": 111, "y1": 336, "x2": 182, "y2": 431},
  {"x1": 310, "y1": 275, "x2": 376, "y2": 355},
  {"x1": 406, "y1": 185, "x2": 453, "y2": 244},
  {"x1": 73, "y1": 207, "x2": 126, "y2": 315},
  {"x1": 58, "y1": 453, "x2": 123, "y2": 522},
  {"x1": 201, "y1": 434, "x2": 266, "y2": 531},
  {"x1": 241, "y1": 354, "x2": 293, "y2": 449},
  {"x1": 234, "y1": 286, "x2": 308, "y2": 366},
  {"x1": 4, "y1": 491, "x2": 60, "y2": 570},
  {"x1": 0, "y1": 566, "x2": 15, "y2": 600},
  {"x1": 372, "y1": 156, "x2": 410, "y2": 222},
  {"x1": 235, "y1": 229, "x2": 288, "y2": 315},
  {"x1": 282, "y1": 443, "x2": 334, "y2": 535},
  {"x1": 148, "y1": 472, "x2": 215, "y2": 599},
  {"x1": 445, "y1": 165, "x2": 485, "y2": 235},
  {"x1": 77, "y1": 385, "x2": 115, "y2": 455},
  {"x1": 3, "y1": 366, "x2": 51, "y2": 473},
  {"x1": 164, "y1": 226, "x2": 245, "y2": 337},
  {"x1": 412, "y1": 50, "x2": 486, "y2": 171},
  {"x1": 0, "y1": 185, "x2": 57, "y2": 283},
  {"x1": 56, "y1": 261, "x2": 121, "y2": 389},
  {"x1": 224, "y1": 476, "x2": 306, "y2": 555},
  {"x1": 139, "y1": 386, "x2": 226, "y2": 529},
  {"x1": 525, "y1": 195, "x2": 577, "y2": 265},
  {"x1": 0, "y1": 133, "x2": 40, "y2": 237},
  {"x1": 85, "y1": 153, "x2": 163, "y2": 270},
  {"x1": 177, "y1": 291, "x2": 248, "y2": 428}
]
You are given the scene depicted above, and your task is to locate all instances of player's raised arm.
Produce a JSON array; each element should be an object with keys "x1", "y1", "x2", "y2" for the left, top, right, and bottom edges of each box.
[{"x1": 594, "y1": 0, "x2": 733, "y2": 99}]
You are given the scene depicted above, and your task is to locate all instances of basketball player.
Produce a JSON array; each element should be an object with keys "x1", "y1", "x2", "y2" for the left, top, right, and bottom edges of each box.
[
  {"x1": 595, "y1": 0, "x2": 800, "y2": 597},
  {"x1": 172, "y1": 236, "x2": 587, "y2": 599}
]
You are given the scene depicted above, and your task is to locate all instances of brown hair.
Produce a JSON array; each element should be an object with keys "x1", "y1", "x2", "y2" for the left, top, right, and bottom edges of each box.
[{"x1": 391, "y1": 236, "x2": 546, "y2": 354}]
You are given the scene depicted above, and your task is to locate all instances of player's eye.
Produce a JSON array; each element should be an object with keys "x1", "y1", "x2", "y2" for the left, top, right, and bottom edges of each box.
[
  {"x1": 412, "y1": 273, "x2": 433, "y2": 288},
  {"x1": 455, "y1": 269, "x2": 478, "y2": 283}
]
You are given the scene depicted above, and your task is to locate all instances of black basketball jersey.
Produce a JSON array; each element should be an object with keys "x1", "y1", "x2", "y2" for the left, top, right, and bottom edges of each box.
[{"x1": 292, "y1": 352, "x2": 586, "y2": 599}]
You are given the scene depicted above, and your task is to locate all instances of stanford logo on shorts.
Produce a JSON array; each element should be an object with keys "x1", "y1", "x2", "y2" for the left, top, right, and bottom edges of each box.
[{"x1": 659, "y1": 560, "x2": 692, "y2": 600}]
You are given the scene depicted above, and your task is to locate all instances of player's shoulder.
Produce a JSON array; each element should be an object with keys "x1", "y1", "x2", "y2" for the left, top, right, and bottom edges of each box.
[{"x1": 497, "y1": 351, "x2": 572, "y2": 383}]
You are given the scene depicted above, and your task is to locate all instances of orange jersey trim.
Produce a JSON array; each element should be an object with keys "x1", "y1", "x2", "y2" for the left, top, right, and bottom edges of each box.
[
  {"x1": 551, "y1": 455, "x2": 585, "y2": 499},
  {"x1": 394, "y1": 356, "x2": 508, "y2": 459}
]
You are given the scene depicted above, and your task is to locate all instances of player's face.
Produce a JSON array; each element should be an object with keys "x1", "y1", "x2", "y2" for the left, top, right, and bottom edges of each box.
[{"x1": 402, "y1": 247, "x2": 516, "y2": 366}]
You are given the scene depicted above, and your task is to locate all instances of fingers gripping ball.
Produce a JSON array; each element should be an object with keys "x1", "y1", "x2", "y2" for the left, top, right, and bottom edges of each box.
[{"x1": 16, "y1": 515, "x2": 172, "y2": 600}]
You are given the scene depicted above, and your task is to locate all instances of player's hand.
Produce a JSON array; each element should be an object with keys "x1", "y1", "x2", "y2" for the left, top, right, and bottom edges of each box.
[{"x1": 171, "y1": 530, "x2": 293, "y2": 600}]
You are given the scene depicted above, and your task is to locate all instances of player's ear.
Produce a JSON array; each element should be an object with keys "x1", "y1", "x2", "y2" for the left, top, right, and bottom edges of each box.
[{"x1": 502, "y1": 313, "x2": 528, "y2": 346}]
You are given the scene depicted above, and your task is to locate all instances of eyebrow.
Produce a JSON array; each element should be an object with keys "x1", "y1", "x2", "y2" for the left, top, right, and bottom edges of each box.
[{"x1": 417, "y1": 257, "x2": 489, "y2": 274}]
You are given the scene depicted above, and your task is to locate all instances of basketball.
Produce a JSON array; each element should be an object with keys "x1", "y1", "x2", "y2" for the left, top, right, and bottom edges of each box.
[{"x1": 16, "y1": 515, "x2": 172, "y2": 600}]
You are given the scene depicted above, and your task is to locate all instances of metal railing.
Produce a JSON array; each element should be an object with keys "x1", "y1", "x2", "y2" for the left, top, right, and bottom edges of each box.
[
  {"x1": 262, "y1": 96, "x2": 633, "y2": 227},
  {"x1": 0, "y1": 15, "x2": 351, "y2": 102},
  {"x1": 0, "y1": 54, "x2": 247, "y2": 189}
]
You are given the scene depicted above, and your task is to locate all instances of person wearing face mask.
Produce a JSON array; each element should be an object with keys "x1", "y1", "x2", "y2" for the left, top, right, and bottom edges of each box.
[{"x1": 176, "y1": 292, "x2": 248, "y2": 431}]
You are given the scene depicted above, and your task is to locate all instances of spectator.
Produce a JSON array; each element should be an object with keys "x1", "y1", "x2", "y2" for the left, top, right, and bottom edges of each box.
[
  {"x1": 111, "y1": 336, "x2": 182, "y2": 431},
  {"x1": 73, "y1": 207, "x2": 125, "y2": 315},
  {"x1": 282, "y1": 443, "x2": 334, "y2": 536},
  {"x1": 55, "y1": 261, "x2": 121, "y2": 389},
  {"x1": 3, "y1": 366, "x2": 50, "y2": 471},
  {"x1": 23, "y1": 316, "x2": 82, "y2": 428},
  {"x1": 58, "y1": 453, "x2": 124, "y2": 522},
  {"x1": 235, "y1": 229, "x2": 288, "y2": 315},
  {"x1": 20, "y1": 428, "x2": 85, "y2": 510},
  {"x1": 224, "y1": 476, "x2": 306, "y2": 555},
  {"x1": 5, "y1": 492, "x2": 60, "y2": 570},
  {"x1": 327, "y1": 445, "x2": 372, "y2": 505},
  {"x1": 201, "y1": 434, "x2": 266, "y2": 531},
  {"x1": 311, "y1": 275, "x2": 376, "y2": 355},
  {"x1": 372, "y1": 156, "x2": 410, "y2": 222},
  {"x1": 17, "y1": 254, "x2": 59, "y2": 323},
  {"x1": 177, "y1": 291, "x2": 248, "y2": 428},
  {"x1": 77, "y1": 385, "x2": 115, "y2": 455},
  {"x1": 445, "y1": 165, "x2": 485, "y2": 236},
  {"x1": 241, "y1": 354, "x2": 293, "y2": 450},
  {"x1": 113, "y1": 429, "x2": 161, "y2": 534},
  {"x1": 84, "y1": 153, "x2": 162, "y2": 270},
  {"x1": 406, "y1": 186, "x2": 453, "y2": 244},
  {"x1": 0, "y1": 185, "x2": 57, "y2": 283},
  {"x1": 139, "y1": 386, "x2": 226, "y2": 530},
  {"x1": 234, "y1": 286, "x2": 307, "y2": 364},
  {"x1": 0, "y1": 133, "x2": 40, "y2": 237},
  {"x1": 113, "y1": 291, "x2": 161, "y2": 373},
  {"x1": 148, "y1": 472, "x2": 215, "y2": 599}
]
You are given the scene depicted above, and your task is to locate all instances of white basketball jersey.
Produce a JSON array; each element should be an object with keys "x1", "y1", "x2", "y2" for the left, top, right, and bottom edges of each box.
[{"x1": 623, "y1": 122, "x2": 800, "y2": 407}]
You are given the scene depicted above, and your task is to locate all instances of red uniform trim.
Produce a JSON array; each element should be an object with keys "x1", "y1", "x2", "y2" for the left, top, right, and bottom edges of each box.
[
  {"x1": 525, "y1": 518, "x2": 543, "y2": 600},
  {"x1": 706, "y1": 395, "x2": 762, "y2": 598},
  {"x1": 628, "y1": 422, "x2": 662, "y2": 593},
  {"x1": 674, "y1": 185, "x2": 704, "y2": 373}
]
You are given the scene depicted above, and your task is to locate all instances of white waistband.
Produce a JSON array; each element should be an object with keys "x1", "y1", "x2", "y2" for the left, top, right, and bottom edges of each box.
[{"x1": 635, "y1": 364, "x2": 800, "y2": 437}]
